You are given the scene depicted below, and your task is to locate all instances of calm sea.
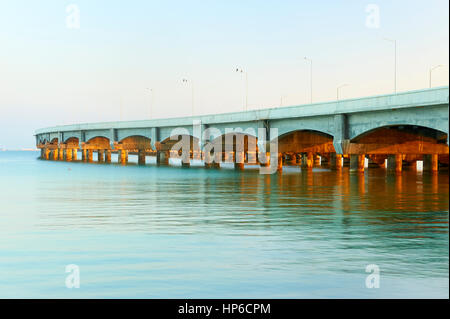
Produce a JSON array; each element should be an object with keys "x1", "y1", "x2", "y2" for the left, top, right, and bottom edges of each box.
[{"x1": 0, "y1": 151, "x2": 448, "y2": 298}]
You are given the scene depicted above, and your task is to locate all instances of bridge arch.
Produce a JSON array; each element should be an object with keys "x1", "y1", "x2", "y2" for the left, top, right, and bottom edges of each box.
[
  {"x1": 348, "y1": 125, "x2": 448, "y2": 155},
  {"x1": 84, "y1": 136, "x2": 110, "y2": 149},
  {"x1": 273, "y1": 129, "x2": 335, "y2": 154},
  {"x1": 64, "y1": 137, "x2": 80, "y2": 148},
  {"x1": 159, "y1": 134, "x2": 200, "y2": 153},
  {"x1": 62, "y1": 132, "x2": 82, "y2": 144},
  {"x1": 118, "y1": 135, "x2": 152, "y2": 150},
  {"x1": 348, "y1": 106, "x2": 448, "y2": 141}
]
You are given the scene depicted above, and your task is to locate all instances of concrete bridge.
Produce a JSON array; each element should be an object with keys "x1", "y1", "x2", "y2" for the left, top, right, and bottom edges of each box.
[{"x1": 35, "y1": 86, "x2": 449, "y2": 173}]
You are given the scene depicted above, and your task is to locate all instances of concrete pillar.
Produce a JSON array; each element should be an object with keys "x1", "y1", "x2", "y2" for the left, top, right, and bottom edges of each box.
[
  {"x1": 181, "y1": 150, "x2": 190, "y2": 167},
  {"x1": 156, "y1": 151, "x2": 169, "y2": 165},
  {"x1": 320, "y1": 155, "x2": 330, "y2": 167},
  {"x1": 66, "y1": 149, "x2": 73, "y2": 161},
  {"x1": 285, "y1": 153, "x2": 296, "y2": 165},
  {"x1": 350, "y1": 154, "x2": 365, "y2": 172},
  {"x1": 97, "y1": 150, "x2": 104, "y2": 162},
  {"x1": 423, "y1": 154, "x2": 438, "y2": 172},
  {"x1": 234, "y1": 151, "x2": 245, "y2": 170},
  {"x1": 105, "y1": 150, "x2": 111, "y2": 163},
  {"x1": 277, "y1": 153, "x2": 283, "y2": 172},
  {"x1": 87, "y1": 149, "x2": 93, "y2": 162},
  {"x1": 138, "y1": 149, "x2": 146, "y2": 165},
  {"x1": 204, "y1": 151, "x2": 213, "y2": 168},
  {"x1": 247, "y1": 151, "x2": 257, "y2": 164},
  {"x1": 313, "y1": 154, "x2": 321, "y2": 167},
  {"x1": 343, "y1": 156, "x2": 350, "y2": 167},
  {"x1": 295, "y1": 153, "x2": 302, "y2": 165},
  {"x1": 52, "y1": 149, "x2": 58, "y2": 160},
  {"x1": 119, "y1": 150, "x2": 128, "y2": 164},
  {"x1": 72, "y1": 149, "x2": 78, "y2": 160},
  {"x1": 259, "y1": 152, "x2": 270, "y2": 167},
  {"x1": 224, "y1": 151, "x2": 233, "y2": 163},
  {"x1": 301, "y1": 152, "x2": 313, "y2": 169},
  {"x1": 330, "y1": 153, "x2": 343, "y2": 170},
  {"x1": 388, "y1": 154, "x2": 402, "y2": 172},
  {"x1": 59, "y1": 149, "x2": 64, "y2": 160},
  {"x1": 82, "y1": 149, "x2": 87, "y2": 161}
]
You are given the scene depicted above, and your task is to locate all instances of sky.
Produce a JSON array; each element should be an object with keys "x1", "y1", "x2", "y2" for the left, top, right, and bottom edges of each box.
[{"x1": 0, "y1": 0, "x2": 448, "y2": 149}]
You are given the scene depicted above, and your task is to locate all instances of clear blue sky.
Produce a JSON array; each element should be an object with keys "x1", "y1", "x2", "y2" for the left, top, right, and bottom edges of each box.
[{"x1": 0, "y1": 0, "x2": 448, "y2": 149}]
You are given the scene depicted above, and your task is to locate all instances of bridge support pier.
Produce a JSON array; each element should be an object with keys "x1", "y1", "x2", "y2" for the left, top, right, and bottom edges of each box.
[
  {"x1": 301, "y1": 152, "x2": 313, "y2": 169},
  {"x1": 156, "y1": 151, "x2": 169, "y2": 165},
  {"x1": 388, "y1": 154, "x2": 403, "y2": 172},
  {"x1": 313, "y1": 154, "x2": 321, "y2": 167},
  {"x1": 97, "y1": 150, "x2": 104, "y2": 162},
  {"x1": 58, "y1": 149, "x2": 64, "y2": 160},
  {"x1": 66, "y1": 149, "x2": 73, "y2": 161},
  {"x1": 276, "y1": 153, "x2": 283, "y2": 172},
  {"x1": 87, "y1": 150, "x2": 93, "y2": 162},
  {"x1": 138, "y1": 149, "x2": 146, "y2": 165},
  {"x1": 330, "y1": 153, "x2": 343, "y2": 170},
  {"x1": 343, "y1": 156, "x2": 350, "y2": 167},
  {"x1": 119, "y1": 150, "x2": 128, "y2": 164},
  {"x1": 105, "y1": 150, "x2": 111, "y2": 163},
  {"x1": 234, "y1": 151, "x2": 245, "y2": 170},
  {"x1": 181, "y1": 151, "x2": 190, "y2": 167},
  {"x1": 82, "y1": 149, "x2": 87, "y2": 161},
  {"x1": 285, "y1": 153, "x2": 296, "y2": 166},
  {"x1": 52, "y1": 149, "x2": 58, "y2": 160},
  {"x1": 259, "y1": 152, "x2": 270, "y2": 167},
  {"x1": 320, "y1": 154, "x2": 330, "y2": 167},
  {"x1": 350, "y1": 154, "x2": 365, "y2": 172},
  {"x1": 423, "y1": 154, "x2": 438, "y2": 172},
  {"x1": 73, "y1": 149, "x2": 78, "y2": 160}
]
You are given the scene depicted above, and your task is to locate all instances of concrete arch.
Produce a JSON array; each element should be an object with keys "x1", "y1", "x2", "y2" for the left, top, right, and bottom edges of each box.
[
  {"x1": 84, "y1": 130, "x2": 111, "y2": 143},
  {"x1": 348, "y1": 106, "x2": 449, "y2": 141},
  {"x1": 274, "y1": 129, "x2": 335, "y2": 154},
  {"x1": 62, "y1": 132, "x2": 82, "y2": 143},
  {"x1": 348, "y1": 125, "x2": 449, "y2": 155},
  {"x1": 159, "y1": 134, "x2": 200, "y2": 153},
  {"x1": 351, "y1": 125, "x2": 448, "y2": 143},
  {"x1": 270, "y1": 116, "x2": 335, "y2": 141},
  {"x1": 84, "y1": 136, "x2": 110, "y2": 150},
  {"x1": 50, "y1": 138, "x2": 58, "y2": 144},
  {"x1": 210, "y1": 130, "x2": 259, "y2": 152},
  {"x1": 65, "y1": 137, "x2": 80, "y2": 149},
  {"x1": 118, "y1": 135, "x2": 152, "y2": 150}
]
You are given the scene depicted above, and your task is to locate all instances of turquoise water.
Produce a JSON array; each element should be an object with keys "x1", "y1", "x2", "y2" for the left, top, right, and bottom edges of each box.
[{"x1": 0, "y1": 151, "x2": 448, "y2": 298}]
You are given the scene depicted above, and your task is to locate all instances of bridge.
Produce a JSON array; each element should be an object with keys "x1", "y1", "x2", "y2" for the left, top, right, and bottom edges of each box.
[{"x1": 35, "y1": 86, "x2": 449, "y2": 173}]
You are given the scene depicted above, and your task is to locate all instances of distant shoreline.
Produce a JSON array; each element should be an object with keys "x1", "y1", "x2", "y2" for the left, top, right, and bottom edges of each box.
[{"x1": 0, "y1": 149, "x2": 39, "y2": 152}]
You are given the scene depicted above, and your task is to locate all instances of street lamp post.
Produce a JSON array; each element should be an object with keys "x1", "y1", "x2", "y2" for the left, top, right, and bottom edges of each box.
[
  {"x1": 384, "y1": 38, "x2": 397, "y2": 93},
  {"x1": 182, "y1": 79, "x2": 194, "y2": 116},
  {"x1": 236, "y1": 68, "x2": 248, "y2": 111},
  {"x1": 337, "y1": 84, "x2": 349, "y2": 100},
  {"x1": 304, "y1": 57, "x2": 313, "y2": 103},
  {"x1": 429, "y1": 65, "x2": 444, "y2": 88}
]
